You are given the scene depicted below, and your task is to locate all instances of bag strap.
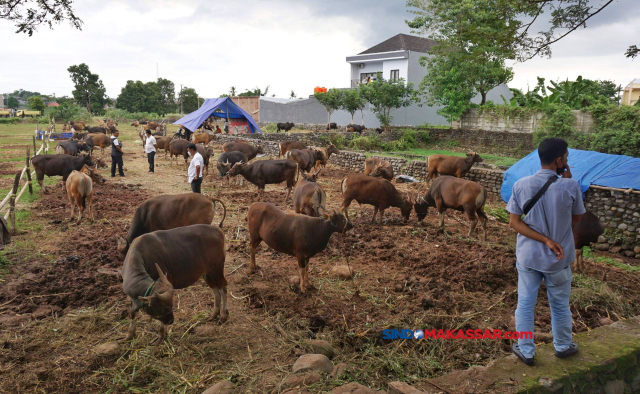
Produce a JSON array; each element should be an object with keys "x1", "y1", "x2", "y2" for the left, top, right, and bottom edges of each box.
[{"x1": 523, "y1": 175, "x2": 558, "y2": 216}]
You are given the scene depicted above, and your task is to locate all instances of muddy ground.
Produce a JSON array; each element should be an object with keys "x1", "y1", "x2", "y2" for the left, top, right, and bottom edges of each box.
[{"x1": 0, "y1": 130, "x2": 639, "y2": 393}]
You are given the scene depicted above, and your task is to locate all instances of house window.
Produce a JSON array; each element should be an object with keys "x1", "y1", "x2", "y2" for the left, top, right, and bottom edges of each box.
[
  {"x1": 390, "y1": 70, "x2": 399, "y2": 81},
  {"x1": 360, "y1": 73, "x2": 378, "y2": 83}
]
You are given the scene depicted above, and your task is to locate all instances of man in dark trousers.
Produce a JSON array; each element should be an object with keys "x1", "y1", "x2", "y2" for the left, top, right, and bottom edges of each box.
[
  {"x1": 507, "y1": 138, "x2": 585, "y2": 366},
  {"x1": 144, "y1": 129, "x2": 157, "y2": 173},
  {"x1": 110, "y1": 130, "x2": 125, "y2": 177},
  {"x1": 187, "y1": 143, "x2": 203, "y2": 193}
]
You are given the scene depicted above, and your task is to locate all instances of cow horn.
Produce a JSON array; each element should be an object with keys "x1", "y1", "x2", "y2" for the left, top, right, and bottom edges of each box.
[{"x1": 154, "y1": 263, "x2": 171, "y2": 286}]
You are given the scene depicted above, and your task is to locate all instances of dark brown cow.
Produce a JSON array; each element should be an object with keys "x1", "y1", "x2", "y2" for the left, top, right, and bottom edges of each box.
[
  {"x1": 195, "y1": 144, "x2": 215, "y2": 176},
  {"x1": 414, "y1": 175, "x2": 488, "y2": 240},
  {"x1": 228, "y1": 159, "x2": 298, "y2": 201},
  {"x1": 340, "y1": 174, "x2": 412, "y2": 224},
  {"x1": 326, "y1": 122, "x2": 337, "y2": 130},
  {"x1": 72, "y1": 131, "x2": 88, "y2": 140},
  {"x1": 346, "y1": 124, "x2": 366, "y2": 133},
  {"x1": 87, "y1": 126, "x2": 108, "y2": 134},
  {"x1": 279, "y1": 140, "x2": 307, "y2": 157},
  {"x1": 285, "y1": 148, "x2": 327, "y2": 173},
  {"x1": 56, "y1": 139, "x2": 90, "y2": 156},
  {"x1": 168, "y1": 139, "x2": 190, "y2": 168},
  {"x1": 247, "y1": 202, "x2": 352, "y2": 292},
  {"x1": 32, "y1": 154, "x2": 95, "y2": 193},
  {"x1": 364, "y1": 157, "x2": 393, "y2": 181},
  {"x1": 121, "y1": 225, "x2": 227, "y2": 343},
  {"x1": 314, "y1": 144, "x2": 340, "y2": 171},
  {"x1": 572, "y1": 210, "x2": 605, "y2": 271},
  {"x1": 116, "y1": 193, "x2": 227, "y2": 259},
  {"x1": 293, "y1": 172, "x2": 326, "y2": 217},
  {"x1": 145, "y1": 121, "x2": 162, "y2": 131},
  {"x1": 155, "y1": 136, "x2": 173, "y2": 158},
  {"x1": 222, "y1": 141, "x2": 264, "y2": 161},
  {"x1": 426, "y1": 153, "x2": 483, "y2": 182}
]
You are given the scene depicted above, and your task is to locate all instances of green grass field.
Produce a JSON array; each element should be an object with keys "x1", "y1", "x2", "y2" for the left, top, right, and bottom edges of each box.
[{"x1": 402, "y1": 148, "x2": 519, "y2": 166}]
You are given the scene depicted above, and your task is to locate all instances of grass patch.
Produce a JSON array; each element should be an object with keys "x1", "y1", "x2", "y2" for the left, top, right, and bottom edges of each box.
[
  {"x1": 583, "y1": 246, "x2": 640, "y2": 272},
  {"x1": 485, "y1": 205, "x2": 509, "y2": 224},
  {"x1": 403, "y1": 149, "x2": 518, "y2": 167}
]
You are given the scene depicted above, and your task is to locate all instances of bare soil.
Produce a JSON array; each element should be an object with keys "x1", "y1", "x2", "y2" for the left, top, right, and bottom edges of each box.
[{"x1": 0, "y1": 132, "x2": 639, "y2": 393}]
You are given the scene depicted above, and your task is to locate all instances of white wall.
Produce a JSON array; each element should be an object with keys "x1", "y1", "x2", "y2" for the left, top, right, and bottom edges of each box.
[
  {"x1": 382, "y1": 59, "x2": 408, "y2": 81},
  {"x1": 351, "y1": 61, "x2": 383, "y2": 82}
]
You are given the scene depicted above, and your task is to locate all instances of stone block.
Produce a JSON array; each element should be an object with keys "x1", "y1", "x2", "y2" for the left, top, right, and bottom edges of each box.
[
  {"x1": 388, "y1": 381, "x2": 426, "y2": 394},
  {"x1": 292, "y1": 354, "x2": 333, "y2": 374},
  {"x1": 309, "y1": 340, "x2": 335, "y2": 359}
]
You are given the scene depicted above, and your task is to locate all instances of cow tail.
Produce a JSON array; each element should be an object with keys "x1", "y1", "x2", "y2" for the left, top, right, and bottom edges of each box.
[
  {"x1": 341, "y1": 177, "x2": 347, "y2": 196},
  {"x1": 210, "y1": 198, "x2": 227, "y2": 228},
  {"x1": 476, "y1": 187, "x2": 488, "y2": 219},
  {"x1": 77, "y1": 177, "x2": 86, "y2": 208},
  {"x1": 295, "y1": 163, "x2": 299, "y2": 184}
]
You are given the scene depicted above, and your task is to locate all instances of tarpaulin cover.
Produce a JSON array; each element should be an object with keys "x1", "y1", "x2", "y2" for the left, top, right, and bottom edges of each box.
[
  {"x1": 173, "y1": 97, "x2": 262, "y2": 134},
  {"x1": 501, "y1": 148, "x2": 640, "y2": 203}
]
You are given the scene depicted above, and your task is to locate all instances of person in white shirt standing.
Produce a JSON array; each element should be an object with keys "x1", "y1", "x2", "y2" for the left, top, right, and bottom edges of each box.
[
  {"x1": 187, "y1": 143, "x2": 203, "y2": 193},
  {"x1": 144, "y1": 129, "x2": 157, "y2": 173}
]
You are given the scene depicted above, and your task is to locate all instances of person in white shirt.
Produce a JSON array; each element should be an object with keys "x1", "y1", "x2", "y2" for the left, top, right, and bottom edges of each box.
[
  {"x1": 187, "y1": 143, "x2": 203, "y2": 193},
  {"x1": 144, "y1": 129, "x2": 157, "y2": 173}
]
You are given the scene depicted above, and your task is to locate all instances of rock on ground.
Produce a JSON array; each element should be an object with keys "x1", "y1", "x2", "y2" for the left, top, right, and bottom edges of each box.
[
  {"x1": 202, "y1": 380, "x2": 234, "y2": 394},
  {"x1": 331, "y1": 382, "x2": 378, "y2": 394},
  {"x1": 292, "y1": 354, "x2": 334, "y2": 374},
  {"x1": 282, "y1": 372, "x2": 321, "y2": 390},
  {"x1": 388, "y1": 381, "x2": 426, "y2": 394},
  {"x1": 330, "y1": 363, "x2": 350, "y2": 380},
  {"x1": 94, "y1": 342, "x2": 119, "y2": 357},
  {"x1": 309, "y1": 339, "x2": 335, "y2": 359},
  {"x1": 331, "y1": 265, "x2": 354, "y2": 280}
]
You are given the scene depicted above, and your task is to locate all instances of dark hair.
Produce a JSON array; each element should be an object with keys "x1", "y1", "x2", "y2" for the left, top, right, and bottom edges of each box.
[
  {"x1": 187, "y1": 143, "x2": 197, "y2": 151},
  {"x1": 538, "y1": 138, "x2": 568, "y2": 165},
  {"x1": 145, "y1": 129, "x2": 151, "y2": 135}
]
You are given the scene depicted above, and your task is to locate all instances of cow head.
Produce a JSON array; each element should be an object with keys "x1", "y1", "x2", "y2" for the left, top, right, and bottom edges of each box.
[
  {"x1": 326, "y1": 144, "x2": 340, "y2": 157},
  {"x1": 115, "y1": 235, "x2": 129, "y2": 259},
  {"x1": 80, "y1": 164, "x2": 106, "y2": 184},
  {"x1": 94, "y1": 156, "x2": 107, "y2": 169},
  {"x1": 80, "y1": 153, "x2": 95, "y2": 167},
  {"x1": 467, "y1": 152, "x2": 484, "y2": 163},
  {"x1": 414, "y1": 192, "x2": 435, "y2": 222},
  {"x1": 300, "y1": 171, "x2": 318, "y2": 182},
  {"x1": 228, "y1": 162, "x2": 247, "y2": 177},
  {"x1": 218, "y1": 159, "x2": 232, "y2": 176},
  {"x1": 205, "y1": 145, "x2": 215, "y2": 157},
  {"x1": 255, "y1": 145, "x2": 265, "y2": 155},
  {"x1": 77, "y1": 140, "x2": 90, "y2": 151},
  {"x1": 321, "y1": 208, "x2": 353, "y2": 233},
  {"x1": 138, "y1": 263, "x2": 175, "y2": 325}
]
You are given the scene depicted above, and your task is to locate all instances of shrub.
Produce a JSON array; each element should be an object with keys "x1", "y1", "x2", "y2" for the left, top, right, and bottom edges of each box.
[
  {"x1": 44, "y1": 102, "x2": 92, "y2": 123},
  {"x1": 0, "y1": 118, "x2": 18, "y2": 125},
  {"x1": 350, "y1": 135, "x2": 385, "y2": 151},
  {"x1": 262, "y1": 123, "x2": 278, "y2": 133}
]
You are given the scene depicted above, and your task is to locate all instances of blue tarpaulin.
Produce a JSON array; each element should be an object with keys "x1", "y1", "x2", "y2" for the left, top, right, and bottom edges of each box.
[
  {"x1": 501, "y1": 148, "x2": 640, "y2": 203},
  {"x1": 173, "y1": 97, "x2": 262, "y2": 134}
]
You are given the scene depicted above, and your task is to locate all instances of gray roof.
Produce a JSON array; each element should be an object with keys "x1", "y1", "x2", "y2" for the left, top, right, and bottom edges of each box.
[{"x1": 358, "y1": 34, "x2": 437, "y2": 55}]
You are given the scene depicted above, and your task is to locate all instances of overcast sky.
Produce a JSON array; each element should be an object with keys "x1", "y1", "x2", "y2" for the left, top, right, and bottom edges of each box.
[{"x1": 1, "y1": 0, "x2": 638, "y2": 100}]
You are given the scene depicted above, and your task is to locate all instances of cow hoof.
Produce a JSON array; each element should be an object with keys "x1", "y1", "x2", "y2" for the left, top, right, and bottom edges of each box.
[
  {"x1": 149, "y1": 336, "x2": 165, "y2": 346},
  {"x1": 220, "y1": 313, "x2": 229, "y2": 323}
]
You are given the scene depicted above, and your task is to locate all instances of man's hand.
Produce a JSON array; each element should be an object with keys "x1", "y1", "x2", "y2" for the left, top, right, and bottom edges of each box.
[
  {"x1": 562, "y1": 164, "x2": 572, "y2": 179},
  {"x1": 544, "y1": 239, "x2": 564, "y2": 260}
]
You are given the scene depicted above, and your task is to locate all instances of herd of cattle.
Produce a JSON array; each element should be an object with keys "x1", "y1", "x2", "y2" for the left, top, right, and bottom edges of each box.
[{"x1": 30, "y1": 122, "x2": 605, "y2": 344}]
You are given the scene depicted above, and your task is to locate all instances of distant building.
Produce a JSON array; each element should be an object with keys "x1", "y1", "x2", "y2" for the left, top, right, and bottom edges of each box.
[
  {"x1": 47, "y1": 102, "x2": 59, "y2": 107},
  {"x1": 0, "y1": 95, "x2": 5, "y2": 109},
  {"x1": 622, "y1": 79, "x2": 640, "y2": 106}
]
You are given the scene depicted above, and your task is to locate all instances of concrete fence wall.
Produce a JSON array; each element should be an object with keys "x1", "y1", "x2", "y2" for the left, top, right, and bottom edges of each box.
[{"x1": 452, "y1": 108, "x2": 595, "y2": 134}]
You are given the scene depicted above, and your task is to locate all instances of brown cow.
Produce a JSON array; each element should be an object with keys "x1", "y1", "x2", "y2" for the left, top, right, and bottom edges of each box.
[
  {"x1": 279, "y1": 140, "x2": 307, "y2": 157},
  {"x1": 247, "y1": 202, "x2": 352, "y2": 292},
  {"x1": 223, "y1": 141, "x2": 264, "y2": 161},
  {"x1": 168, "y1": 139, "x2": 190, "y2": 168},
  {"x1": 85, "y1": 133, "x2": 111, "y2": 155},
  {"x1": 196, "y1": 144, "x2": 215, "y2": 176},
  {"x1": 193, "y1": 132, "x2": 216, "y2": 145},
  {"x1": 364, "y1": 157, "x2": 393, "y2": 181},
  {"x1": 314, "y1": 144, "x2": 340, "y2": 171},
  {"x1": 426, "y1": 153, "x2": 483, "y2": 183},
  {"x1": 155, "y1": 136, "x2": 173, "y2": 158},
  {"x1": 293, "y1": 172, "x2": 326, "y2": 217},
  {"x1": 228, "y1": 159, "x2": 298, "y2": 201},
  {"x1": 414, "y1": 175, "x2": 488, "y2": 240},
  {"x1": 340, "y1": 174, "x2": 412, "y2": 224},
  {"x1": 65, "y1": 166, "x2": 103, "y2": 224},
  {"x1": 116, "y1": 193, "x2": 227, "y2": 259},
  {"x1": 572, "y1": 210, "x2": 605, "y2": 272},
  {"x1": 131, "y1": 120, "x2": 140, "y2": 127},
  {"x1": 145, "y1": 121, "x2": 162, "y2": 131},
  {"x1": 121, "y1": 225, "x2": 227, "y2": 343},
  {"x1": 284, "y1": 148, "x2": 327, "y2": 173}
]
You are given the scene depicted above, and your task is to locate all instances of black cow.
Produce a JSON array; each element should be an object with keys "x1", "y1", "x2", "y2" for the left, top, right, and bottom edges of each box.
[
  {"x1": 326, "y1": 122, "x2": 337, "y2": 130},
  {"x1": 217, "y1": 151, "x2": 247, "y2": 178},
  {"x1": 284, "y1": 148, "x2": 327, "y2": 173},
  {"x1": 32, "y1": 154, "x2": 96, "y2": 193},
  {"x1": 228, "y1": 159, "x2": 298, "y2": 201},
  {"x1": 87, "y1": 126, "x2": 108, "y2": 134},
  {"x1": 56, "y1": 140, "x2": 90, "y2": 156},
  {"x1": 346, "y1": 124, "x2": 366, "y2": 133},
  {"x1": 277, "y1": 122, "x2": 294, "y2": 132}
]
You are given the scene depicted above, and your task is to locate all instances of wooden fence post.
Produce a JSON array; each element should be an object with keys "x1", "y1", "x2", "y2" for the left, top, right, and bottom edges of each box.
[
  {"x1": 9, "y1": 172, "x2": 20, "y2": 232},
  {"x1": 32, "y1": 135, "x2": 36, "y2": 154},
  {"x1": 26, "y1": 147, "x2": 32, "y2": 195}
]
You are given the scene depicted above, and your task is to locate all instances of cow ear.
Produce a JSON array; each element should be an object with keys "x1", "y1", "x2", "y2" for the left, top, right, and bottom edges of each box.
[{"x1": 138, "y1": 296, "x2": 153, "y2": 304}]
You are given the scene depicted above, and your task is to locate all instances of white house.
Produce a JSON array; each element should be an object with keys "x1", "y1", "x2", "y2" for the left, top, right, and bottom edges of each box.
[{"x1": 259, "y1": 34, "x2": 512, "y2": 127}]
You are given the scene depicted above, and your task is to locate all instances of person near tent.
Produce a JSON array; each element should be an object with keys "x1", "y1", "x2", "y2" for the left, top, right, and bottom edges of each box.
[
  {"x1": 215, "y1": 125, "x2": 222, "y2": 134},
  {"x1": 224, "y1": 119, "x2": 229, "y2": 134},
  {"x1": 506, "y1": 137, "x2": 585, "y2": 366},
  {"x1": 110, "y1": 130, "x2": 125, "y2": 177},
  {"x1": 187, "y1": 143, "x2": 203, "y2": 193}
]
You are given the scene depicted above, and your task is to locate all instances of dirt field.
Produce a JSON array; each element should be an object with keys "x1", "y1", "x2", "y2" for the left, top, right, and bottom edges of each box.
[{"x1": 0, "y1": 123, "x2": 639, "y2": 393}]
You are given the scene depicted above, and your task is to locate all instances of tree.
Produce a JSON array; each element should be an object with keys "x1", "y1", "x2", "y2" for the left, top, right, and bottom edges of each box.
[
  {"x1": 1, "y1": 0, "x2": 82, "y2": 36},
  {"x1": 239, "y1": 86, "x2": 269, "y2": 97},
  {"x1": 7, "y1": 96, "x2": 19, "y2": 109},
  {"x1": 340, "y1": 88, "x2": 367, "y2": 124},
  {"x1": 179, "y1": 87, "x2": 199, "y2": 113},
  {"x1": 419, "y1": 57, "x2": 476, "y2": 121},
  {"x1": 314, "y1": 89, "x2": 344, "y2": 126},
  {"x1": 229, "y1": 87, "x2": 237, "y2": 96},
  {"x1": 359, "y1": 75, "x2": 418, "y2": 131},
  {"x1": 26, "y1": 95, "x2": 45, "y2": 113},
  {"x1": 626, "y1": 45, "x2": 638, "y2": 59},
  {"x1": 290, "y1": 90, "x2": 296, "y2": 99},
  {"x1": 156, "y1": 78, "x2": 176, "y2": 115},
  {"x1": 67, "y1": 63, "x2": 106, "y2": 115},
  {"x1": 116, "y1": 80, "x2": 163, "y2": 114}
]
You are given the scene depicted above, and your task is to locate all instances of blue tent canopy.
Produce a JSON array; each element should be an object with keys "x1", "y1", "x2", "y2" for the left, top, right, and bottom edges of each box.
[
  {"x1": 501, "y1": 148, "x2": 640, "y2": 203},
  {"x1": 173, "y1": 97, "x2": 262, "y2": 134}
]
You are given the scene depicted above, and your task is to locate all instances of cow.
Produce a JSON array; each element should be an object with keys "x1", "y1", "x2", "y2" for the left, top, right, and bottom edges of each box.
[
  {"x1": 326, "y1": 122, "x2": 337, "y2": 130},
  {"x1": 293, "y1": 172, "x2": 326, "y2": 217},
  {"x1": 364, "y1": 157, "x2": 394, "y2": 181},
  {"x1": 65, "y1": 166, "x2": 101, "y2": 224},
  {"x1": 314, "y1": 144, "x2": 340, "y2": 172},
  {"x1": 346, "y1": 124, "x2": 366, "y2": 133},
  {"x1": 196, "y1": 144, "x2": 215, "y2": 176},
  {"x1": 279, "y1": 141, "x2": 307, "y2": 157},
  {"x1": 414, "y1": 176, "x2": 488, "y2": 240},
  {"x1": 228, "y1": 159, "x2": 298, "y2": 201},
  {"x1": 107, "y1": 125, "x2": 118, "y2": 134},
  {"x1": 247, "y1": 202, "x2": 352, "y2": 293},
  {"x1": 32, "y1": 154, "x2": 95, "y2": 193},
  {"x1": 222, "y1": 141, "x2": 264, "y2": 161},
  {"x1": 155, "y1": 136, "x2": 173, "y2": 158},
  {"x1": 145, "y1": 121, "x2": 162, "y2": 131},
  {"x1": 284, "y1": 148, "x2": 327, "y2": 173},
  {"x1": 426, "y1": 153, "x2": 483, "y2": 183},
  {"x1": 70, "y1": 123, "x2": 86, "y2": 132},
  {"x1": 340, "y1": 174, "x2": 413, "y2": 224},
  {"x1": 131, "y1": 121, "x2": 140, "y2": 127},
  {"x1": 572, "y1": 210, "x2": 605, "y2": 272},
  {"x1": 193, "y1": 132, "x2": 216, "y2": 145},
  {"x1": 56, "y1": 139, "x2": 90, "y2": 156},
  {"x1": 85, "y1": 133, "x2": 111, "y2": 155},
  {"x1": 276, "y1": 122, "x2": 294, "y2": 132},
  {"x1": 217, "y1": 151, "x2": 247, "y2": 184},
  {"x1": 120, "y1": 225, "x2": 228, "y2": 343},
  {"x1": 168, "y1": 139, "x2": 190, "y2": 168},
  {"x1": 87, "y1": 126, "x2": 108, "y2": 135},
  {"x1": 116, "y1": 193, "x2": 227, "y2": 259},
  {"x1": 93, "y1": 156, "x2": 107, "y2": 169},
  {"x1": 71, "y1": 131, "x2": 88, "y2": 140}
]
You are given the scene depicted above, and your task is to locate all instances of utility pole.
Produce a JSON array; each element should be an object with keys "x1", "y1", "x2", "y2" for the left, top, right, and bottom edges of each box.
[{"x1": 180, "y1": 85, "x2": 183, "y2": 114}]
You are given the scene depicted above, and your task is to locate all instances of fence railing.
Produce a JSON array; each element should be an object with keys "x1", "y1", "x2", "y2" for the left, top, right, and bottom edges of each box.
[{"x1": 0, "y1": 124, "x2": 51, "y2": 231}]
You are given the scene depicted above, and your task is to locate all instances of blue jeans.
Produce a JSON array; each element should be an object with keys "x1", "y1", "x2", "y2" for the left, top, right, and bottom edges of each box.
[{"x1": 515, "y1": 263, "x2": 573, "y2": 358}]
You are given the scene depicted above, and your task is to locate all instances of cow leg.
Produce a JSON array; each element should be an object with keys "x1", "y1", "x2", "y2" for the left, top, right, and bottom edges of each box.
[
  {"x1": 438, "y1": 211, "x2": 445, "y2": 232},
  {"x1": 465, "y1": 206, "x2": 478, "y2": 238},
  {"x1": 120, "y1": 305, "x2": 138, "y2": 342},
  {"x1": 150, "y1": 324, "x2": 167, "y2": 345},
  {"x1": 297, "y1": 256, "x2": 308, "y2": 293},
  {"x1": 371, "y1": 207, "x2": 378, "y2": 223},
  {"x1": 285, "y1": 186, "x2": 292, "y2": 201},
  {"x1": 341, "y1": 199, "x2": 352, "y2": 220},
  {"x1": 88, "y1": 193, "x2": 94, "y2": 222},
  {"x1": 575, "y1": 249, "x2": 584, "y2": 272},
  {"x1": 218, "y1": 287, "x2": 229, "y2": 322},
  {"x1": 248, "y1": 237, "x2": 261, "y2": 274},
  {"x1": 211, "y1": 283, "x2": 221, "y2": 319},
  {"x1": 478, "y1": 209, "x2": 488, "y2": 241},
  {"x1": 76, "y1": 195, "x2": 84, "y2": 225}
]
